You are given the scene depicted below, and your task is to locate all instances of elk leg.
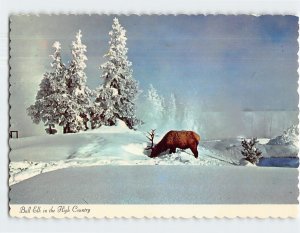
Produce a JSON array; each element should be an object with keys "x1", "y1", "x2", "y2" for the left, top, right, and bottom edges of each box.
[
  {"x1": 169, "y1": 147, "x2": 176, "y2": 154},
  {"x1": 191, "y1": 144, "x2": 198, "y2": 159}
]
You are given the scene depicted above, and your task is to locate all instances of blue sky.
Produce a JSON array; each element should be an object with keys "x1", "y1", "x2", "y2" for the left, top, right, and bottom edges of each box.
[
  {"x1": 11, "y1": 15, "x2": 299, "y2": 110},
  {"x1": 10, "y1": 15, "x2": 299, "y2": 136}
]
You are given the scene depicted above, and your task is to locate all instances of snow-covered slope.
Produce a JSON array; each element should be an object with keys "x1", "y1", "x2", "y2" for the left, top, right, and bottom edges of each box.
[
  {"x1": 9, "y1": 121, "x2": 228, "y2": 185},
  {"x1": 9, "y1": 121, "x2": 299, "y2": 185}
]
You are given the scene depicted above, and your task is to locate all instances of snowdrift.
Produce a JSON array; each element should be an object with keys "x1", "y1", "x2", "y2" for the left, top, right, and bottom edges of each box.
[
  {"x1": 266, "y1": 125, "x2": 299, "y2": 157},
  {"x1": 268, "y1": 124, "x2": 298, "y2": 146},
  {"x1": 265, "y1": 125, "x2": 299, "y2": 157}
]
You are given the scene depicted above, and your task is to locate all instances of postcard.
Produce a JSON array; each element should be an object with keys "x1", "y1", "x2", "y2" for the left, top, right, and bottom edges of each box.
[{"x1": 9, "y1": 14, "x2": 299, "y2": 218}]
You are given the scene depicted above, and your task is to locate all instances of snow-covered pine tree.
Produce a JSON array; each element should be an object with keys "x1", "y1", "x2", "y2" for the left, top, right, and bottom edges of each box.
[
  {"x1": 94, "y1": 18, "x2": 140, "y2": 129},
  {"x1": 64, "y1": 30, "x2": 92, "y2": 133},
  {"x1": 90, "y1": 85, "x2": 114, "y2": 129},
  {"x1": 147, "y1": 84, "x2": 165, "y2": 118},
  {"x1": 27, "y1": 41, "x2": 67, "y2": 134},
  {"x1": 241, "y1": 138, "x2": 263, "y2": 164},
  {"x1": 142, "y1": 84, "x2": 165, "y2": 129}
]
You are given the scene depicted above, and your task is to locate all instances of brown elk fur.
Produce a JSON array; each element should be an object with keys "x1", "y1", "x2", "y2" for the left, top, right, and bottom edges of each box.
[{"x1": 150, "y1": 130, "x2": 200, "y2": 158}]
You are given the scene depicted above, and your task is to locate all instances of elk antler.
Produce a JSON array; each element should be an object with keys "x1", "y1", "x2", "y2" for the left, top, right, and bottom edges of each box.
[{"x1": 145, "y1": 129, "x2": 156, "y2": 150}]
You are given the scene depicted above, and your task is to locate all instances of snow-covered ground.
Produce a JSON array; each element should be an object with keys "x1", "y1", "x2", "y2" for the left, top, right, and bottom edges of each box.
[
  {"x1": 9, "y1": 121, "x2": 299, "y2": 185},
  {"x1": 9, "y1": 166, "x2": 298, "y2": 204}
]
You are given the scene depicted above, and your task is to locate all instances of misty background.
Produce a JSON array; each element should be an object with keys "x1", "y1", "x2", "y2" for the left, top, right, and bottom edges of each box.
[{"x1": 9, "y1": 15, "x2": 299, "y2": 139}]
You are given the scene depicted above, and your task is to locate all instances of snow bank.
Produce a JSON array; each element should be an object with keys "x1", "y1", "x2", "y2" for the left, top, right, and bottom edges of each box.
[
  {"x1": 268, "y1": 125, "x2": 299, "y2": 146},
  {"x1": 265, "y1": 125, "x2": 299, "y2": 157},
  {"x1": 257, "y1": 138, "x2": 270, "y2": 145},
  {"x1": 239, "y1": 158, "x2": 257, "y2": 166}
]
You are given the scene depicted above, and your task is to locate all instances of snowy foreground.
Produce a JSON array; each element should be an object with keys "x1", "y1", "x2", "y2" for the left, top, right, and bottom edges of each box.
[
  {"x1": 10, "y1": 166, "x2": 298, "y2": 204},
  {"x1": 9, "y1": 121, "x2": 298, "y2": 186}
]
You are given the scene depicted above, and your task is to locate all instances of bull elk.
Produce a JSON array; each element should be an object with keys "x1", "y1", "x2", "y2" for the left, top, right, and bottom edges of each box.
[{"x1": 146, "y1": 130, "x2": 200, "y2": 159}]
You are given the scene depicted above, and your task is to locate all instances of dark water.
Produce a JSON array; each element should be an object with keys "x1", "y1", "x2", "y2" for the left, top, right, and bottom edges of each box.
[{"x1": 258, "y1": 157, "x2": 299, "y2": 168}]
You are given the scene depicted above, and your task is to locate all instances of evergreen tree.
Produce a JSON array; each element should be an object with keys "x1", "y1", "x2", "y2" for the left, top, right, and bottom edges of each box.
[
  {"x1": 141, "y1": 84, "x2": 165, "y2": 129},
  {"x1": 64, "y1": 30, "x2": 92, "y2": 133},
  {"x1": 241, "y1": 138, "x2": 263, "y2": 164},
  {"x1": 94, "y1": 18, "x2": 140, "y2": 129},
  {"x1": 147, "y1": 84, "x2": 165, "y2": 118},
  {"x1": 27, "y1": 41, "x2": 67, "y2": 134}
]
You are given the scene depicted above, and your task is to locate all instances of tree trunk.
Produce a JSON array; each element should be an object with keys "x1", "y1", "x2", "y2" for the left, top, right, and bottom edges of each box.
[
  {"x1": 63, "y1": 123, "x2": 70, "y2": 134},
  {"x1": 84, "y1": 119, "x2": 89, "y2": 131}
]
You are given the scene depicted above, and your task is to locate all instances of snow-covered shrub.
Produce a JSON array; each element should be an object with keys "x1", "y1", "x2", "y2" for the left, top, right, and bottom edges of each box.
[
  {"x1": 94, "y1": 18, "x2": 140, "y2": 129},
  {"x1": 241, "y1": 138, "x2": 262, "y2": 164}
]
